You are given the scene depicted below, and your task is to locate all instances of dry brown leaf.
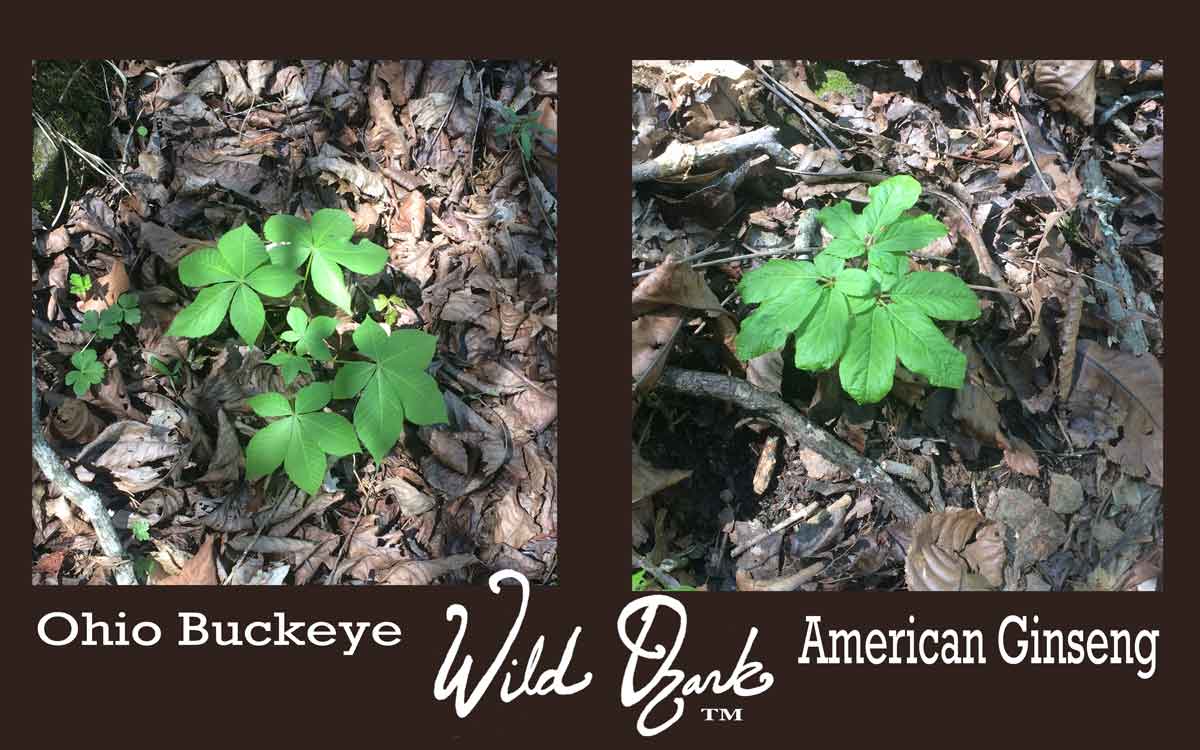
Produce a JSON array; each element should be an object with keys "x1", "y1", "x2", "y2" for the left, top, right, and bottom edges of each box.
[
  {"x1": 50, "y1": 399, "x2": 102, "y2": 443},
  {"x1": 986, "y1": 488, "x2": 1066, "y2": 567},
  {"x1": 196, "y1": 408, "x2": 241, "y2": 484},
  {"x1": 1033, "y1": 60, "x2": 1098, "y2": 126},
  {"x1": 492, "y1": 488, "x2": 540, "y2": 549},
  {"x1": 380, "y1": 554, "x2": 477, "y2": 585},
  {"x1": 77, "y1": 259, "x2": 130, "y2": 312},
  {"x1": 1066, "y1": 340, "x2": 1163, "y2": 485},
  {"x1": 632, "y1": 444, "x2": 691, "y2": 504},
  {"x1": 906, "y1": 509, "x2": 1004, "y2": 591},
  {"x1": 154, "y1": 536, "x2": 218, "y2": 585},
  {"x1": 631, "y1": 256, "x2": 727, "y2": 317}
]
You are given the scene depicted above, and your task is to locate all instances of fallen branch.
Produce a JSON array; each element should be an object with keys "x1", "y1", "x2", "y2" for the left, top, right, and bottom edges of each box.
[
  {"x1": 656, "y1": 367, "x2": 926, "y2": 525},
  {"x1": 632, "y1": 126, "x2": 793, "y2": 183},
  {"x1": 31, "y1": 352, "x2": 137, "y2": 585}
]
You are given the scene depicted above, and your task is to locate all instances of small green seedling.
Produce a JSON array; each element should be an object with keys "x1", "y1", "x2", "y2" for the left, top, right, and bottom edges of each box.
[
  {"x1": 69, "y1": 273, "x2": 92, "y2": 299},
  {"x1": 81, "y1": 308, "x2": 122, "y2": 340},
  {"x1": 373, "y1": 293, "x2": 406, "y2": 326},
  {"x1": 735, "y1": 175, "x2": 980, "y2": 404},
  {"x1": 333, "y1": 318, "x2": 448, "y2": 464},
  {"x1": 266, "y1": 350, "x2": 314, "y2": 386},
  {"x1": 264, "y1": 208, "x2": 388, "y2": 313},
  {"x1": 280, "y1": 306, "x2": 337, "y2": 362},
  {"x1": 136, "y1": 125, "x2": 149, "y2": 138},
  {"x1": 66, "y1": 348, "x2": 105, "y2": 396},
  {"x1": 244, "y1": 382, "x2": 360, "y2": 495},
  {"x1": 110, "y1": 293, "x2": 141, "y2": 326},
  {"x1": 166, "y1": 223, "x2": 303, "y2": 345},
  {"x1": 149, "y1": 355, "x2": 181, "y2": 383},
  {"x1": 495, "y1": 104, "x2": 553, "y2": 163},
  {"x1": 130, "y1": 517, "x2": 151, "y2": 542},
  {"x1": 632, "y1": 569, "x2": 649, "y2": 591}
]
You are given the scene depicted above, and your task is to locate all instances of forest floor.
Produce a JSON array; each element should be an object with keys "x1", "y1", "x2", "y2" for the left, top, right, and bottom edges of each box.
[
  {"x1": 33, "y1": 59, "x2": 557, "y2": 585},
  {"x1": 632, "y1": 60, "x2": 1162, "y2": 592}
]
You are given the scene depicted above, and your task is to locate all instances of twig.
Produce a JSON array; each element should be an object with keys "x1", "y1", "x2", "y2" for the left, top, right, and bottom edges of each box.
[
  {"x1": 327, "y1": 476, "x2": 369, "y2": 585},
  {"x1": 1009, "y1": 63, "x2": 1062, "y2": 212},
  {"x1": 731, "y1": 501, "x2": 820, "y2": 558},
  {"x1": 31, "y1": 352, "x2": 136, "y2": 585},
  {"x1": 632, "y1": 552, "x2": 683, "y2": 590},
  {"x1": 751, "y1": 63, "x2": 843, "y2": 159},
  {"x1": 656, "y1": 368, "x2": 926, "y2": 525},
  {"x1": 633, "y1": 126, "x2": 789, "y2": 183}
]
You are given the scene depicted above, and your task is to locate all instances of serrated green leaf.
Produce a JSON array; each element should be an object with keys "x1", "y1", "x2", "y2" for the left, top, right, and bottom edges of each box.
[
  {"x1": 794, "y1": 288, "x2": 850, "y2": 371},
  {"x1": 839, "y1": 306, "x2": 897, "y2": 404},
  {"x1": 871, "y1": 214, "x2": 948, "y2": 255},
  {"x1": 248, "y1": 392, "x2": 293, "y2": 418},
  {"x1": 69, "y1": 274, "x2": 92, "y2": 298},
  {"x1": 116, "y1": 294, "x2": 142, "y2": 326},
  {"x1": 321, "y1": 237, "x2": 389, "y2": 275},
  {"x1": 130, "y1": 518, "x2": 151, "y2": 542},
  {"x1": 820, "y1": 236, "x2": 866, "y2": 260},
  {"x1": 834, "y1": 268, "x2": 875, "y2": 297},
  {"x1": 861, "y1": 175, "x2": 922, "y2": 236},
  {"x1": 735, "y1": 283, "x2": 824, "y2": 360},
  {"x1": 818, "y1": 200, "x2": 866, "y2": 241},
  {"x1": 813, "y1": 252, "x2": 846, "y2": 277},
  {"x1": 867, "y1": 248, "x2": 909, "y2": 285},
  {"x1": 266, "y1": 351, "x2": 312, "y2": 385},
  {"x1": 81, "y1": 309, "x2": 119, "y2": 339},
  {"x1": 228, "y1": 284, "x2": 266, "y2": 345},
  {"x1": 738, "y1": 260, "x2": 819, "y2": 304},
  {"x1": 885, "y1": 301, "x2": 967, "y2": 388},
  {"x1": 334, "y1": 319, "x2": 446, "y2": 463},
  {"x1": 166, "y1": 282, "x2": 238, "y2": 338},
  {"x1": 891, "y1": 271, "x2": 981, "y2": 321}
]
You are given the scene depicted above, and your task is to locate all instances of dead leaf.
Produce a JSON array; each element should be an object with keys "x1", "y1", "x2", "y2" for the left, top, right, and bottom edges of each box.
[
  {"x1": 632, "y1": 444, "x2": 691, "y2": 504},
  {"x1": 1033, "y1": 60, "x2": 1098, "y2": 125},
  {"x1": 1065, "y1": 340, "x2": 1163, "y2": 485},
  {"x1": 380, "y1": 553, "x2": 477, "y2": 585},
  {"x1": 906, "y1": 509, "x2": 1004, "y2": 591},
  {"x1": 153, "y1": 536, "x2": 218, "y2": 585}
]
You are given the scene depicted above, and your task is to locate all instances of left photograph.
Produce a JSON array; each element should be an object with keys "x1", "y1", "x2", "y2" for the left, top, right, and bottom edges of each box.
[{"x1": 32, "y1": 59, "x2": 558, "y2": 585}]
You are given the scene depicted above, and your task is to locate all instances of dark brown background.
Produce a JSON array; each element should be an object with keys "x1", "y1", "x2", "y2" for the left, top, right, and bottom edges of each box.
[{"x1": 11, "y1": 22, "x2": 1193, "y2": 746}]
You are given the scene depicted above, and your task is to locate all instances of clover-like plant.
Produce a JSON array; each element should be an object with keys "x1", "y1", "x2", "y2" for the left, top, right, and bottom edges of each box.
[
  {"x1": 66, "y1": 348, "x2": 106, "y2": 396},
  {"x1": 166, "y1": 224, "x2": 302, "y2": 345},
  {"x1": 333, "y1": 318, "x2": 449, "y2": 464},
  {"x1": 735, "y1": 175, "x2": 980, "y2": 404},
  {"x1": 81, "y1": 307, "x2": 121, "y2": 340},
  {"x1": 264, "y1": 209, "x2": 388, "y2": 313},
  {"x1": 244, "y1": 382, "x2": 360, "y2": 495},
  {"x1": 280, "y1": 306, "x2": 337, "y2": 362}
]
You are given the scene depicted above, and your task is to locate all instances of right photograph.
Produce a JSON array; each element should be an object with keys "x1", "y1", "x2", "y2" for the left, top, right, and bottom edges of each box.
[{"x1": 631, "y1": 60, "x2": 1163, "y2": 592}]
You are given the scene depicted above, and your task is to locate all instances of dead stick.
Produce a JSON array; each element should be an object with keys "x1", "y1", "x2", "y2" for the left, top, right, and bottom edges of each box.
[
  {"x1": 31, "y1": 352, "x2": 136, "y2": 585},
  {"x1": 656, "y1": 368, "x2": 926, "y2": 525},
  {"x1": 731, "y1": 500, "x2": 820, "y2": 558},
  {"x1": 633, "y1": 127, "x2": 787, "y2": 184}
]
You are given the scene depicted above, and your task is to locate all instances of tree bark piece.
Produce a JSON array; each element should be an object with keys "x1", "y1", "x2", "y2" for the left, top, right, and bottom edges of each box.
[
  {"x1": 32, "y1": 352, "x2": 136, "y2": 585},
  {"x1": 656, "y1": 367, "x2": 926, "y2": 525},
  {"x1": 632, "y1": 127, "x2": 790, "y2": 183}
]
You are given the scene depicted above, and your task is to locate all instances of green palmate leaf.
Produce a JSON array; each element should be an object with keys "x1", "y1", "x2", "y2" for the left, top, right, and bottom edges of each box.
[
  {"x1": 793, "y1": 287, "x2": 851, "y2": 371},
  {"x1": 332, "y1": 319, "x2": 447, "y2": 463},
  {"x1": 81, "y1": 308, "x2": 121, "y2": 340},
  {"x1": 738, "y1": 260, "x2": 820, "y2": 303},
  {"x1": 886, "y1": 300, "x2": 967, "y2": 388},
  {"x1": 66, "y1": 349, "x2": 105, "y2": 397},
  {"x1": 817, "y1": 200, "x2": 867, "y2": 242},
  {"x1": 891, "y1": 271, "x2": 981, "y2": 321},
  {"x1": 813, "y1": 252, "x2": 845, "y2": 277},
  {"x1": 734, "y1": 279, "x2": 824, "y2": 360},
  {"x1": 839, "y1": 306, "x2": 897, "y2": 404},
  {"x1": 114, "y1": 293, "x2": 141, "y2": 325},
  {"x1": 861, "y1": 174, "x2": 922, "y2": 235},
  {"x1": 834, "y1": 268, "x2": 875, "y2": 297},
  {"x1": 264, "y1": 209, "x2": 388, "y2": 313},
  {"x1": 870, "y1": 214, "x2": 948, "y2": 255},
  {"x1": 867, "y1": 248, "x2": 909, "y2": 288},
  {"x1": 244, "y1": 382, "x2": 359, "y2": 495},
  {"x1": 820, "y1": 235, "x2": 866, "y2": 260},
  {"x1": 266, "y1": 350, "x2": 313, "y2": 385},
  {"x1": 281, "y1": 307, "x2": 337, "y2": 362},
  {"x1": 168, "y1": 223, "x2": 301, "y2": 345}
]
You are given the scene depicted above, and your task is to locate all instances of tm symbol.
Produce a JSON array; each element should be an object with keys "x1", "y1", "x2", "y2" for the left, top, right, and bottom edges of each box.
[{"x1": 700, "y1": 708, "x2": 743, "y2": 722}]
